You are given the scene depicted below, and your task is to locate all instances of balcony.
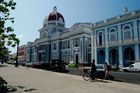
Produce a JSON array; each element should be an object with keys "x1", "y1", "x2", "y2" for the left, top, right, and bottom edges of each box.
[
  {"x1": 108, "y1": 41, "x2": 118, "y2": 45},
  {"x1": 123, "y1": 39, "x2": 133, "y2": 43},
  {"x1": 96, "y1": 42, "x2": 105, "y2": 47}
]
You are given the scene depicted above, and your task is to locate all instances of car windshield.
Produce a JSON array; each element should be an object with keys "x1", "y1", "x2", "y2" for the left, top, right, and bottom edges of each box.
[{"x1": 96, "y1": 65, "x2": 104, "y2": 69}]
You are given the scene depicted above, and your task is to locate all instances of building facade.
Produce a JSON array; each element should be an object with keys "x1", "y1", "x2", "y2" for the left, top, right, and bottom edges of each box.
[
  {"x1": 18, "y1": 45, "x2": 27, "y2": 62},
  {"x1": 26, "y1": 6, "x2": 92, "y2": 65},
  {"x1": 91, "y1": 8, "x2": 140, "y2": 69}
]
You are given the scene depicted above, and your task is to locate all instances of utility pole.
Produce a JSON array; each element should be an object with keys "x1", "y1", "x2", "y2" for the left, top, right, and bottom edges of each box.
[{"x1": 15, "y1": 42, "x2": 19, "y2": 67}]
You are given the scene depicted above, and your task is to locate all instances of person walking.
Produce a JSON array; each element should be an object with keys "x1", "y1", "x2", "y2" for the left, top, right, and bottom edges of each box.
[{"x1": 104, "y1": 62, "x2": 109, "y2": 79}]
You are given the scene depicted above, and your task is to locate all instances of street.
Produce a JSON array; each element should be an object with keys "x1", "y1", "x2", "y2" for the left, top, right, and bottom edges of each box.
[
  {"x1": 0, "y1": 64, "x2": 140, "y2": 93},
  {"x1": 66, "y1": 67, "x2": 140, "y2": 85}
]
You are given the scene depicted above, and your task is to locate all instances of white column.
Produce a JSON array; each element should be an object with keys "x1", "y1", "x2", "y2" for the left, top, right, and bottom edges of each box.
[
  {"x1": 119, "y1": 46, "x2": 123, "y2": 69},
  {"x1": 94, "y1": 36, "x2": 97, "y2": 64},
  {"x1": 105, "y1": 27, "x2": 109, "y2": 64},
  {"x1": 92, "y1": 31, "x2": 97, "y2": 64},
  {"x1": 133, "y1": 20, "x2": 138, "y2": 41},
  {"x1": 85, "y1": 38, "x2": 88, "y2": 63},
  {"x1": 80, "y1": 37, "x2": 83, "y2": 63},
  {"x1": 135, "y1": 44, "x2": 139, "y2": 61},
  {"x1": 118, "y1": 24, "x2": 122, "y2": 43},
  {"x1": 91, "y1": 32, "x2": 94, "y2": 60}
]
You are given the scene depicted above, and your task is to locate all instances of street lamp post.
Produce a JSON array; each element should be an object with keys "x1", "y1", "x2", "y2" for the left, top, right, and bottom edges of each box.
[{"x1": 15, "y1": 42, "x2": 19, "y2": 67}]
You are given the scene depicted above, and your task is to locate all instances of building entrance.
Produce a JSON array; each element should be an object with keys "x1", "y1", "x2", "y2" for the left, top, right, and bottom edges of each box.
[
  {"x1": 75, "y1": 54, "x2": 79, "y2": 64},
  {"x1": 124, "y1": 47, "x2": 135, "y2": 67}
]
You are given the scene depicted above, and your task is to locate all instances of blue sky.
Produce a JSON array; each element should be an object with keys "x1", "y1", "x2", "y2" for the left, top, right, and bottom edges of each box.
[{"x1": 9, "y1": 0, "x2": 140, "y2": 53}]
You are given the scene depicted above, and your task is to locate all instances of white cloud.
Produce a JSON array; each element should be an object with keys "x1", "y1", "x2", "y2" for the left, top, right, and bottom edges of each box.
[{"x1": 18, "y1": 34, "x2": 24, "y2": 39}]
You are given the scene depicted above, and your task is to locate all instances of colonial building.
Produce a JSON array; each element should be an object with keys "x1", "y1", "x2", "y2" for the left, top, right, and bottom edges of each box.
[
  {"x1": 18, "y1": 45, "x2": 27, "y2": 62},
  {"x1": 26, "y1": 6, "x2": 92, "y2": 65},
  {"x1": 91, "y1": 8, "x2": 140, "y2": 69}
]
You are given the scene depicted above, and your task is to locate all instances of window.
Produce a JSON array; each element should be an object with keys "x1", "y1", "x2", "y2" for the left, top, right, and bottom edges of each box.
[
  {"x1": 110, "y1": 29, "x2": 117, "y2": 42},
  {"x1": 123, "y1": 25, "x2": 132, "y2": 40},
  {"x1": 75, "y1": 38, "x2": 79, "y2": 47},
  {"x1": 54, "y1": 43, "x2": 56, "y2": 50},
  {"x1": 27, "y1": 50, "x2": 30, "y2": 54},
  {"x1": 62, "y1": 55, "x2": 65, "y2": 62},
  {"x1": 67, "y1": 55, "x2": 70, "y2": 64},
  {"x1": 62, "y1": 42, "x2": 65, "y2": 49},
  {"x1": 68, "y1": 41, "x2": 70, "y2": 48},
  {"x1": 89, "y1": 38, "x2": 91, "y2": 47},
  {"x1": 53, "y1": 56, "x2": 56, "y2": 59},
  {"x1": 98, "y1": 32, "x2": 103, "y2": 46},
  {"x1": 59, "y1": 18, "x2": 63, "y2": 23}
]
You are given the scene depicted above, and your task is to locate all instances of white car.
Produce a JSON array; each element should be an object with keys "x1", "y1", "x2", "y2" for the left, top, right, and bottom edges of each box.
[
  {"x1": 25, "y1": 62, "x2": 33, "y2": 67},
  {"x1": 7, "y1": 60, "x2": 16, "y2": 64},
  {"x1": 96, "y1": 64, "x2": 105, "y2": 71},
  {"x1": 123, "y1": 62, "x2": 140, "y2": 72}
]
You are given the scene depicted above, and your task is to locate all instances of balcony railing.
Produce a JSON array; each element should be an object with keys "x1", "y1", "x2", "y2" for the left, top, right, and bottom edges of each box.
[
  {"x1": 123, "y1": 39, "x2": 133, "y2": 43},
  {"x1": 108, "y1": 41, "x2": 118, "y2": 45},
  {"x1": 96, "y1": 42, "x2": 105, "y2": 46}
]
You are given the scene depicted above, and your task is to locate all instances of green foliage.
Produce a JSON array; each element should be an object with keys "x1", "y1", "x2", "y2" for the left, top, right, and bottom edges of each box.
[
  {"x1": 68, "y1": 62, "x2": 79, "y2": 68},
  {"x1": 0, "y1": 0, "x2": 20, "y2": 57},
  {"x1": 10, "y1": 57, "x2": 13, "y2": 60}
]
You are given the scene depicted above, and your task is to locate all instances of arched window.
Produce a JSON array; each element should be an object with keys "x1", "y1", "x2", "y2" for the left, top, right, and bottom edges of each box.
[
  {"x1": 98, "y1": 32, "x2": 103, "y2": 46},
  {"x1": 109, "y1": 28, "x2": 117, "y2": 42},
  {"x1": 41, "y1": 32, "x2": 48, "y2": 38},
  {"x1": 59, "y1": 18, "x2": 63, "y2": 23},
  {"x1": 123, "y1": 25, "x2": 132, "y2": 40},
  {"x1": 42, "y1": 33, "x2": 47, "y2": 38}
]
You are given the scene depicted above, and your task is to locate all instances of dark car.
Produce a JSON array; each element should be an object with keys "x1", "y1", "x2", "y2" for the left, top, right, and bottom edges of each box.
[
  {"x1": 50, "y1": 59, "x2": 65, "y2": 71},
  {"x1": 32, "y1": 62, "x2": 48, "y2": 69}
]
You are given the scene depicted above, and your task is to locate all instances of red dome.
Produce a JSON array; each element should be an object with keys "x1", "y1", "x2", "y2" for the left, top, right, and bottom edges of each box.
[{"x1": 46, "y1": 11, "x2": 65, "y2": 22}]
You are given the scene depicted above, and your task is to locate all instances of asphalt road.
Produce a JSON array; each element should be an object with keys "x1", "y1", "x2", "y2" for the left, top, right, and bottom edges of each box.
[{"x1": 66, "y1": 67, "x2": 140, "y2": 85}]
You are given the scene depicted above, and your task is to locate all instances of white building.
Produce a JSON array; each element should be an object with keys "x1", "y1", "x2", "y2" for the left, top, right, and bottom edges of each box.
[{"x1": 26, "y1": 6, "x2": 92, "y2": 65}]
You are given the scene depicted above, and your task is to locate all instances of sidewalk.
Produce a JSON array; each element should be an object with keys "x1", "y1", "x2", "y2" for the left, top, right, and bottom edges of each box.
[{"x1": 0, "y1": 64, "x2": 140, "y2": 93}]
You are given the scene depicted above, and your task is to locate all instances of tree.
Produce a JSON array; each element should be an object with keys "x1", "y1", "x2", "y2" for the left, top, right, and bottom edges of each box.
[{"x1": 0, "y1": 0, "x2": 19, "y2": 58}]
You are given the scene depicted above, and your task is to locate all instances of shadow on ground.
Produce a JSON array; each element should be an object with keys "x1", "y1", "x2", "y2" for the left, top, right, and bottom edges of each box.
[
  {"x1": 0, "y1": 85, "x2": 37, "y2": 93},
  {"x1": 0, "y1": 65, "x2": 8, "y2": 68},
  {"x1": 96, "y1": 80, "x2": 112, "y2": 83}
]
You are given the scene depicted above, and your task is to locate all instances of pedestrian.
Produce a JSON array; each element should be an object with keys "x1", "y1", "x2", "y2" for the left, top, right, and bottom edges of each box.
[
  {"x1": 90, "y1": 59, "x2": 97, "y2": 81},
  {"x1": 104, "y1": 62, "x2": 109, "y2": 79}
]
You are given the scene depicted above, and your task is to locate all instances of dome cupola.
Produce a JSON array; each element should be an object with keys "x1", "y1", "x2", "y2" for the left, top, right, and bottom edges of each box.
[{"x1": 43, "y1": 6, "x2": 65, "y2": 27}]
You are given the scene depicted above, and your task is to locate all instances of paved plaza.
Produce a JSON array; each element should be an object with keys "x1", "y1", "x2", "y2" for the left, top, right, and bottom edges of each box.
[{"x1": 0, "y1": 64, "x2": 140, "y2": 93}]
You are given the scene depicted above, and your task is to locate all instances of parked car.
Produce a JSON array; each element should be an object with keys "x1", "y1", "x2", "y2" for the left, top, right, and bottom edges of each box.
[
  {"x1": 123, "y1": 62, "x2": 140, "y2": 72},
  {"x1": 96, "y1": 64, "x2": 105, "y2": 71},
  {"x1": 7, "y1": 60, "x2": 16, "y2": 64},
  {"x1": 32, "y1": 62, "x2": 48, "y2": 69},
  {"x1": 50, "y1": 59, "x2": 65, "y2": 71},
  {"x1": 25, "y1": 62, "x2": 33, "y2": 67},
  {"x1": 18, "y1": 61, "x2": 26, "y2": 66},
  {"x1": 94, "y1": 64, "x2": 107, "y2": 79}
]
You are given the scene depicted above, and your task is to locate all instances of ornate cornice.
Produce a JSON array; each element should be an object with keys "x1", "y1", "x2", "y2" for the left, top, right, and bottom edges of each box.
[{"x1": 91, "y1": 10, "x2": 140, "y2": 29}]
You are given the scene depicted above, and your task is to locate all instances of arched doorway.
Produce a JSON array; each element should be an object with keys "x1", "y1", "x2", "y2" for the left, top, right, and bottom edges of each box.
[
  {"x1": 124, "y1": 47, "x2": 135, "y2": 67},
  {"x1": 110, "y1": 49, "x2": 119, "y2": 66},
  {"x1": 97, "y1": 50, "x2": 105, "y2": 64}
]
